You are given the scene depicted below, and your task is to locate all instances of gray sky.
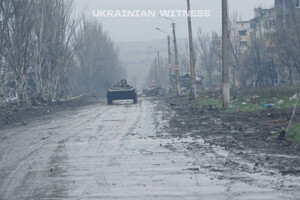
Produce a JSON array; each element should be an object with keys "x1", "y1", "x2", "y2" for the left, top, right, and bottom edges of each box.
[{"x1": 74, "y1": 0, "x2": 274, "y2": 42}]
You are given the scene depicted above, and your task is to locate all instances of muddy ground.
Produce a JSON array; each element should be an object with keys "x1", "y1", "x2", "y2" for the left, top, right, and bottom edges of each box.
[
  {"x1": 156, "y1": 96, "x2": 300, "y2": 179},
  {"x1": 1, "y1": 96, "x2": 300, "y2": 199},
  {"x1": 0, "y1": 95, "x2": 101, "y2": 129},
  {"x1": 1, "y1": 95, "x2": 299, "y2": 176}
]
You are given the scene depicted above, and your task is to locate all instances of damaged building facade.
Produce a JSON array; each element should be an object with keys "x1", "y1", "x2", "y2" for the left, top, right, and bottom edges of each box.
[{"x1": 230, "y1": 0, "x2": 300, "y2": 88}]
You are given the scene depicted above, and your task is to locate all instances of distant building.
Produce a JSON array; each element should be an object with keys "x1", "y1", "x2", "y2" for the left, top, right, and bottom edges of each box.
[
  {"x1": 230, "y1": 21, "x2": 251, "y2": 51},
  {"x1": 250, "y1": 7, "x2": 276, "y2": 39},
  {"x1": 231, "y1": 0, "x2": 300, "y2": 47},
  {"x1": 229, "y1": 0, "x2": 300, "y2": 87}
]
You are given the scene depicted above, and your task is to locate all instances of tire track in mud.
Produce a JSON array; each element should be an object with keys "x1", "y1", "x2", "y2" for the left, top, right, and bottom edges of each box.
[
  {"x1": 46, "y1": 100, "x2": 142, "y2": 198},
  {"x1": 0, "y1": 103, "x2": 111, "y2": 199},
  {"x1": 2, "y1": 97, "x2": 299, "y2": 199},
  {"x1": 0, "y1": 104, "x2": 110, "y2": 172},
  {"x1": 97, "y1": 104, "x2": 141, "y2": 192},
  {"x1": 105, "y1": 100, "x2": 143, "y2": 167},
  {"x1": 43, "y1": 103, "x2": 131, "y2": 197}
]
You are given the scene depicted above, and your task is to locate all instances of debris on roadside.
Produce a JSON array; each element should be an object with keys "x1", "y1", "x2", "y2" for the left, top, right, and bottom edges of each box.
[
  {"x1": 0, "y1": 94, "x2": 100, "y2": 129},
  {"x1": 277, "y1": 129, "x2": 287, "y2": 140},
  {"x1": 290, "y1": 93, "x2": 298, "y2": 102},
  {"x1": 227, "y1": 105, "x2": 236, "y2": 109},
  {"x1": 277, "y1": 99, "x2": 285, "y2": 105},
  {"x1": 263, "y1": 104, "x2": 273, "y2": 109},
  {"x1": 142, "y1": 86, "x2": 162, "y2": 97}
]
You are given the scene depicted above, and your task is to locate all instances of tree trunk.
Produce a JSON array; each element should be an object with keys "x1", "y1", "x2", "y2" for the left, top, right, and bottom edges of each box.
[{"x1": 288, "y1": 66, "x2": 293, "y2": 86}]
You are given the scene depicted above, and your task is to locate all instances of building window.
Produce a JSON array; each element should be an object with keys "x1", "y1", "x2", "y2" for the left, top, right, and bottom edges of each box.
[
  {"x1": 296, "y1": 0, "x2": 300, "y2": 8},
  {"x1": 240, "y1": 41, "x2": 248, "y2": 46},
  {"x1": 239, "y1": 30, "x2": 247, "y2": 36}
]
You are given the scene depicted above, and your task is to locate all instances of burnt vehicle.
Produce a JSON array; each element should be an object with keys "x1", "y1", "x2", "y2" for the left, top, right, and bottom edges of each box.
[
  {"x1": 142, "y1": 86, "x2": 161, "y2": 97},
  {"x1": 171, "y1": 73, "x2": 204, "y2": 92},
  {"x1": 107, "y1": 79, "x2": 137, "y2": 105}
]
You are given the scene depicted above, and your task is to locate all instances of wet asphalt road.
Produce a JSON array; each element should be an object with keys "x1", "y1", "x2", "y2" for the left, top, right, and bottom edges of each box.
[{"x1": 0, "y1": 98, "x2": 299, "y2": 200}]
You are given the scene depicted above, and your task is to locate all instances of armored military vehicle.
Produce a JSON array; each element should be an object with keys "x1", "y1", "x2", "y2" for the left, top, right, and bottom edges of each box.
[{"x1": 106, "y1": 79, "x2": 137, "y2": 105}]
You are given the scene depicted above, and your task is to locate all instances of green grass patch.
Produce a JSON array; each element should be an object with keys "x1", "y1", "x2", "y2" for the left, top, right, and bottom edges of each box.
[
  {"x1": 194, "y1": 95, "x2": 298, "y2": 112},
  {"x1": 227, "y1": 96, "x2": 297, "y2": 112},
  {"x1": 228, "y1": 100, "x2": 263, "y2": 112},
  {"x1": 288, "y1": 123, "x2": 300, "y2": 143},
  {"x1": 196, "y1": 98, "x2": 222, "y2": 108},
  {"x1": 161, "y1": 93, "x2": 175, "y2": 99},
  {"x1": 163, "y1": 88, "x2": 300, "y2": 112}
]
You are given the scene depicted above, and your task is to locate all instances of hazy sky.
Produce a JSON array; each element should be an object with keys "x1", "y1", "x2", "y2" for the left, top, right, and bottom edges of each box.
[{"x1": 74, "y1": 0, "x2": 274, "y2": 42}]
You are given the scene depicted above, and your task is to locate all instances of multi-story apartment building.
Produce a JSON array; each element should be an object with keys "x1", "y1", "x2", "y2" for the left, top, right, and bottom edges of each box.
[
  {"x1": 230, "y1": 21, "x2": 251, "y2": 51},
  {"x1": 250, "y1": 7, "x2": 275, "y2": 39},
  {"x1": 229, "y1": 0, "x2": 300, "y2": 87},
  {"x1": 231, "y1": 0, "x2": 300, "y2": 49}
]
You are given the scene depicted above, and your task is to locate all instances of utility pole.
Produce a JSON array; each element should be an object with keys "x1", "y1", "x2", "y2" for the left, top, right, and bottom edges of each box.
[
  {"x1": 167, "y1": 36, "x2": 173, "y2": 93},
  {"x1": 155, "y1": 57, "x2": 158, "y2": 87},
  {"x1": 172, "y1": 22, "x2": 181, "y2": 96},
  {"x1": 187, "y1": 0, "x2": 196, "y2": 100},
  {"x1": 157, "y1": 51, "x2": 160, "y2": 87},
  {"x1": 160, "y1": 16, "x2": 181, "y2": 96},
  {"x1": 150, "y1": 60, "x2": 155, "y2": 86},
  {"x1": 156, "y1": 27, "x2": 173, "y2": 93},
  {"x1": 222, "y1": 0, "x2": 230, "y2": 109},
  {"x1": 149, "y1": 64, "x2": 152, "y2": 86}
]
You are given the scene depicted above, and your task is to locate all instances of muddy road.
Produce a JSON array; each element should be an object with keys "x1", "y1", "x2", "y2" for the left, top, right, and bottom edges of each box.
[{"x1": 0, "y1": 98, "x2": 299, "y2": 199}]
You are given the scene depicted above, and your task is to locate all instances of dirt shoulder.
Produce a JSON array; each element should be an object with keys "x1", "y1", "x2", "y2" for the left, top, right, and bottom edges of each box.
[
  {"x1": 0, "y1": 95, "x2": 103, "y2": 130},
  {"x1": 156, "y1": 96, "x2": 300, "y2": 176}
]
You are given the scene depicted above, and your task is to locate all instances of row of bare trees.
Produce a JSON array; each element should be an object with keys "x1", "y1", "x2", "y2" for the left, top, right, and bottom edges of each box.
[
  {"x1": 146, "y1": 56, "x2": 169, "y2": 89},
  {"x1": 195, "y1": 29, "x2": 221, "y2": 88},
  {"x1": 71, "y1": 19, "x2": 124, "y2": 96},
  {"x1": 272, "y1": 0, "x2": 300, "y2": 86},
  {"x1": 0, "y1": 0, "x2": 124, "y2": 105}
]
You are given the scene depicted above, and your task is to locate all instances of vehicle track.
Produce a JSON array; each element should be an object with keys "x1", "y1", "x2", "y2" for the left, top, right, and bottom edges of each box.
[{"x1": 0, "y1": 98, "x2": 299, "y2": 200}]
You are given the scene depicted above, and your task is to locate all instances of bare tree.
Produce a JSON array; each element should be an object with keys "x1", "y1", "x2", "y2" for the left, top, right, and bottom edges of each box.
[
  {"x1": 32, "y1": 0, "x2": 77, "y2": 102},
  {"x1": 271, "y1": 0, "x2": 300, "y2": 86},
  {"x1": 72, "y1": 19, "x2": 125, "y2": 96},
  {"x1": 178, "y1": 41, "x2": 190, "y2": 73},
  {"x1": 4, "y1": 0, "x2": 36, "y2": 104},
  {"x1": 0, "y1": 0, "x2": 13, "y2": 99},
  {"x1": 0, "y1": 0, "x2": 79, "y2": 104},
  {"x1": 195, "y1": 28, "x2": 221, "y2": 88},
  {"x1": 228, "y1": 11, "x2": 245, "y2": 88},
  {"x1": 246, "y1": 35, "x2": 273, "y2": 87}
]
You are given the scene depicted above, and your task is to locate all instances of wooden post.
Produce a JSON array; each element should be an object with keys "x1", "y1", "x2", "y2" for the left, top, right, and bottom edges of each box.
[{"x1": 286, "y1": 92, "x2": 300, "y2": 136}]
